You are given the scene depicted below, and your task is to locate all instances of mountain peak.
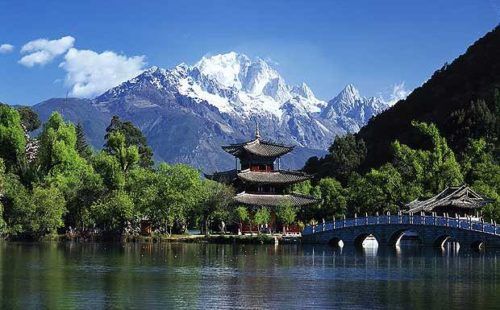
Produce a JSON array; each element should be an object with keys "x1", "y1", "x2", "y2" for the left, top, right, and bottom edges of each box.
[
  {"x1": 292, "y1": 82, "x2": 314, "y2": 99},
  {"x1": 194, "y1": 52, "x2": 251, "y2": 89},
  {"x1": 339, "y1": 83, "x2": 361, "y2": 101}
]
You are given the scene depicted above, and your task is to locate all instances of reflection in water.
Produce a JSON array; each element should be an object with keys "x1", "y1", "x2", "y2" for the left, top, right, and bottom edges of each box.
[{"x1": 0, "y1": 242, "x2": 498, "y2": 309}]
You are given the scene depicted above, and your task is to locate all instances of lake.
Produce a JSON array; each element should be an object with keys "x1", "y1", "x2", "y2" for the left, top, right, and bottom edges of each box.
[{"x1": 0, "y1": 242, "x2": 498, "y2": 309}]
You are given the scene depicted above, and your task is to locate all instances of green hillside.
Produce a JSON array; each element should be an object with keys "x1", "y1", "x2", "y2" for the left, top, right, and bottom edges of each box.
[{"x1": 358, "y1": 25, "x2": 499, "y2": 169}]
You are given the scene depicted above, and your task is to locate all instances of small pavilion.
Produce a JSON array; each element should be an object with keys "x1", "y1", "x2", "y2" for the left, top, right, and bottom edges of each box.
[{"x1": 405, "y1": 184, "x2": 493, "y2": 218}]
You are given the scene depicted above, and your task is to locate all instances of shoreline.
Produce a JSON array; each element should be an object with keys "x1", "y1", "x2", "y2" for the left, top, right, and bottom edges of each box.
[{"x1": 7, "y1": 233, "x2": 302, "y2": 245}]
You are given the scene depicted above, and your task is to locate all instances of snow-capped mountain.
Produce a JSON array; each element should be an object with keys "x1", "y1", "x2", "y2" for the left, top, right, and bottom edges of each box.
[
  {"x1": 34, "y1": 52, "x2": 392, "y2": 172},
  {"x1": 321, "y1": 83, "x2": 389, "y2": 132},
  {"x1": 98, "y1": 52, "x2": 327, "y2": 118}
]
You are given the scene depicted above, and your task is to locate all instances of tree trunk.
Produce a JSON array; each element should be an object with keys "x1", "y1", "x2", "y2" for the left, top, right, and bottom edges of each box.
[{"x1": 204, "y1": 217, "x2": 210, "y2": 237}]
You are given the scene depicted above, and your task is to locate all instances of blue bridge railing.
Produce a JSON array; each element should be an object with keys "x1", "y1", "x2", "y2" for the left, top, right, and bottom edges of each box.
[{"x1": 302, "y1": 214, "x2": 500, "y2": 236}]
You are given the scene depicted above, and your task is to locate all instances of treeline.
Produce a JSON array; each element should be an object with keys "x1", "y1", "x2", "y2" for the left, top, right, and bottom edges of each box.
[
  {"x1": 301, "y1": 122, "x2": 499, "y2": 223},
  {"x1": 0, "y1": 105, "x2": 240, "y2": 239}
]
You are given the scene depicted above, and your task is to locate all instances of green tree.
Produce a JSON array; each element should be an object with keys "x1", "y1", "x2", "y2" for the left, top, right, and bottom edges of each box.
[
  {"x1": 276, "y1": 201, "x2": 296, "y2": 233},
  {"x1": 348, "y1": 164, "x2": 409, "y2": 216},
  {"x1": 48, "y1": 165, "x2": 104, "y2": 230},
  {"x1": 305, "y1": 134, "x2": 366, "y2": 184},
  {"x1": 126, "y1": 167, "x2": 159, "y2": 222},
  {"x1": 105, "y1": 131, "x2": 139, "y2": 172},
  {"x1": 91, "y1": 190, "x2": 135, "y2": 233},
  {"x1": 393, "y1": 121, "x2": 463, "y2": 196},
  {"x1": 0, "y1": 105, "x2": 26, "y2": 171},
  {"x1": 254, "y1": 207, "x2": 271, "y2": 234},
  {"x1": 3, "y1": 177, "x2": 66, "y2": 239},
  {"x1": 199, "y1": 180, "x2": 234, "y2": 236},
  {"x1": 233, "y1": 205, "x2": 249, "y2": 233},
  {"x1": 317, "y1": 178, "x2": 347, "y2": 218},
  {"x1": 0, "y1": 159, "x2": 4, "y2": 195},
  {"x1": 104, "y1": 116, "x2": 153, "y2": 168},
  {"x1": 461, "y1": 139, "x2": 500, "y2": 222},
  {"x1": 92, "y1": 151, "x2": 125, "y2": 191},
  {"x1": 75, "y1": 122, "x2": 92, "y2": 160},
  {"x1": 152, "y1": 164, "x2": 203, "y2": 235},
  {"x1": 37, "y1": 112, "x2": 88, "y2": 176},
  {"x1": 30, "y1": 185, "x2": 67, "y2": 238},
  {"x1": 0, "y1": 159, "x2": 6, "y2": 232},
  {"x1": 36, "y1": 113, "x2": 103, "y2": 230}
]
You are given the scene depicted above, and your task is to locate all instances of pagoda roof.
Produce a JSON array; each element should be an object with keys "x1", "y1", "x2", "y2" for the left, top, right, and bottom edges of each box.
[
  {"x1": 234, "y1": 192, "x2": 317, "y2": 207},
  {"x1": 406, "y1": 184, "x2": 493, "y2": 213},
  {"x1": 237, "y1": 169, "x2": 311, "y2": 185},
  {"x1": 222, "y1": 138, "x2": 294, "y2": 158}
]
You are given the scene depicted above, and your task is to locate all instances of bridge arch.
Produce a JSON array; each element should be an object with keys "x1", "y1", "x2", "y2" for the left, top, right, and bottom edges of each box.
[
  {"x1": 433, "y1": 235, "x2": 460, "y2": 248},
  {"x1": 470, "y1": 240, "x2": 485, "y2": 251},
  {"x1": 354, "y1": 233, "x2": 379, "y2": 248},
  {"x1": 328, "y1": 237, "x2": 343, "y2": 248},
  {"x1": 388, "y1": 229, "x2": 422, "y2": 247}
]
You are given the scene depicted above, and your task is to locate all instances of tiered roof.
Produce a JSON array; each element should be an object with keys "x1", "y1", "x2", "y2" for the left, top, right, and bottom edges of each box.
[
  {"x1": 222, "y1": 138, "x2": 294, "y2": 158},
  {"x1": 234, "y1": 192, "x2": 317, "y2": 207},
  {"x1": 406, "y1": 184, "x2": 492, "y2": 213},
  {"x1": 209, "y1": 126, "x2": 318, "y2": 209},
  {"x1": 237, "y1": 169, "x2": 311, "y2": 185}
]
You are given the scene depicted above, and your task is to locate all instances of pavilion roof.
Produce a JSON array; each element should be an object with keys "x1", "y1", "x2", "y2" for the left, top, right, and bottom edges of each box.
[
  {"x1": 237, "y1": 169, "x2": 311, "y2": 185},
  {"x1": 234, "y1": 192, "x2": 317, "y2": 207},
  {"x1": 406, "y1": 184, "x2": 493, "y2": 213},
  {"x1": 222, "y1": 138, "x2": 294, "y2": 158}
]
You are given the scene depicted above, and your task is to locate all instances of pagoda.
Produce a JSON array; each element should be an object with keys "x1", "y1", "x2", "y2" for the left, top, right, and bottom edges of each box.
[{"x1": 207, "y1": 125, "x2": 316, "y2": 232}]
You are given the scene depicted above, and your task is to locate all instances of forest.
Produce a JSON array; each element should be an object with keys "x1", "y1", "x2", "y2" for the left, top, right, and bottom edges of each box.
[
  {"x1": 0, "y1": 105, "x2": 240, "y2": 239},
  {"x1": 1, "y1": 102, "x2": 499, "y2": 241}
]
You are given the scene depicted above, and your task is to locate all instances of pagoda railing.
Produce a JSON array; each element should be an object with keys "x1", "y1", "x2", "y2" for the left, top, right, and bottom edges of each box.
[{"x1": 302, "y1": 213, "x2": 500, "y2": 236}]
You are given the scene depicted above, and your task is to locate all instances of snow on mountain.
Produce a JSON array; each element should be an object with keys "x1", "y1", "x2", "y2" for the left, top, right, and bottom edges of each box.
[
  {"x1": 321, "y1": 83, "x2": 389, "y2": 131},
  {"x1": 35, "y1": 52, "x2": 393, "y2": 171},
  {"x1": 98, "y1": 52, "x2": 330, "y2": 119}
]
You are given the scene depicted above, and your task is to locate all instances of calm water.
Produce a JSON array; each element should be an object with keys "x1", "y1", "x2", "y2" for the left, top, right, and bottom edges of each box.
[{"x1": 0, "y1": 242, "x2": 498, "y2": 309}]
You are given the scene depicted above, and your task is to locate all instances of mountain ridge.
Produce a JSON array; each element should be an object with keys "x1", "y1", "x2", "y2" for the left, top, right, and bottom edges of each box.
[{"x1": 32, "y1": 52, "x2": 395, "y2": 172}]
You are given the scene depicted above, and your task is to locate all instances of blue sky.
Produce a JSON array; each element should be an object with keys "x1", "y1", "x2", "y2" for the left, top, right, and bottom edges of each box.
[{"x1": 0, "y1": 0, "x2": 498, "y2": 105}]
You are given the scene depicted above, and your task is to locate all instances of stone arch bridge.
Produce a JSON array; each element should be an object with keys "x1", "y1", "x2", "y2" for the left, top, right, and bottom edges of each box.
[{"x1": 302, "y1": 214, "x2": 500, "y2": 250}]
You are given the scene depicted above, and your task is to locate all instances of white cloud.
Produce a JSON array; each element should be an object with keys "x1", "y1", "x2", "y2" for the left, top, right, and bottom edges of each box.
[
  {"x1": 0, "y1": 43, "x2": 14, "y2": 54},
  {"x1": 386, "y1": 82, "x2": 410, "y2": 106},
  {"x1": 19, "y1": 36, "x2": 75, "y2": 67},
  {"x1": 60, "y1": 48, "x2": 146, "y2": 98}
]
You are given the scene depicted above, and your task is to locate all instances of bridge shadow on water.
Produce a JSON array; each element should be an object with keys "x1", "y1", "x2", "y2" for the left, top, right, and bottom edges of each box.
[{"x1": 301, "y1": 236, "x2": 493, "y2": 259}]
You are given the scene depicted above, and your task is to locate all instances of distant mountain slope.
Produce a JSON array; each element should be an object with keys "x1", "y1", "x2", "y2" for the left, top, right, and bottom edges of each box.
[
  {"x1": 32, "y1": 52, "x2": 393, "y2": 172},
  {"x1": 33, "y1": 98, "x2": 111, "y2": 148},
  {"x1": 356, "y1": 26, "x2": 500, "y2": 169}
]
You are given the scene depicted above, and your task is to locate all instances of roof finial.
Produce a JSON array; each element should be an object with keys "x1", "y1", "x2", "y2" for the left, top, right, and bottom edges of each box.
[{"x1": 255, "y1": 120, "x2": 261, "y2": 139}]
